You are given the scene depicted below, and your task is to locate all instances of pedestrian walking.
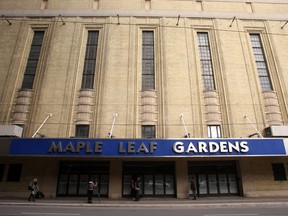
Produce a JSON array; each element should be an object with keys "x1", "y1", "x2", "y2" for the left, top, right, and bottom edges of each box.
[
  {"x1": 190, "y1": 177, "x2": 197, "y2": 200},
  {"x1": 130, "y1": 177, "x2": 135, "y2": 200},
  {"x1": 87, "y1": 180, "x2": 97, "y2": 203},
  {"x1": 134, "y1": 176, "x2": 140, "y2": 201},
  {"x1": 28, "y1": 178, "x2": 39, "y2": 202}
]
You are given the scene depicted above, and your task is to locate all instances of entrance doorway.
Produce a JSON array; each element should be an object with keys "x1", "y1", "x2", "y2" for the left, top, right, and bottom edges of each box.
[
  {"x1": 188, "y1": 161, "x2": 240, "y2": 196},
  {"x1": 56, "y1": 161, "x2": 109, "y2": 197},
  {"x1": 122, "y1": 161, "x2": 175, "y2": 197}
]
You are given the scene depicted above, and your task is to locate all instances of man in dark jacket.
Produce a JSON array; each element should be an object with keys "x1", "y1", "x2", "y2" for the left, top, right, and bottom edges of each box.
[
  {"x1": 135, "y1": 176, "x2": 140, "y2": 201},
  {"x1": 190, "y1": 177, "x2": 197, "y2": 200}
]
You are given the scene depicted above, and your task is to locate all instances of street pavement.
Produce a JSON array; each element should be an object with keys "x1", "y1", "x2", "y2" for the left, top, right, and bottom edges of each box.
[{"x1": 1, "y1": 196, "x2": 288, "y2": 208}]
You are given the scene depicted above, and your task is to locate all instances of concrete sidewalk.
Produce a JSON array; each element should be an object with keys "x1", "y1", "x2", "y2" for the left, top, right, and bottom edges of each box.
[{"x1": 1, "y1": 196, "x2": 288, "y2": 208}]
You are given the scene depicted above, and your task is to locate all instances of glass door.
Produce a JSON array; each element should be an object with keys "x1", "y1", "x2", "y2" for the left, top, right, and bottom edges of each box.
[
  {"x1": 79, "y1": 175, "x2": 89, "y2": 195},
  {"x1": 219, "y1": 174, "x2": 229, "y2": 194},
  {"x1": 188, "y1": 161, "x2": 240, "y2": 196},
  {"x1": 57, "y1": 161, "x2": 109, "y2": 197},
  {"x1": 228, "y1": 174, "x2": 238, "y2": 193},
  {"x1": 198, "y1": 174, "x2": 208, "y2": 195},
  {"x1": 208, "y1": 174, "x2": 218, "y2": 194},
  {"x1": 155, "y1": 175, "x2": 164, "y2": 195},
  {"x1": 68, "y1": 174, "x2": 78, "y2": 195},
  {"x1": 122, "y1": 161, "x2": 175, "y2": 197},
  {"x1": 144, "y1": 175, "x2": 153, "y2": 195},
  {"x1": 165, "y1": 175, "x2": 175, "y2": 195}
]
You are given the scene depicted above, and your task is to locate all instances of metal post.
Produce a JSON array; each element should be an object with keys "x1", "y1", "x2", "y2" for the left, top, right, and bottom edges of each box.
[
  {"x1": 229, "y1": 16, "x2": 236, "y2": 27},
  {"x1": 180, "y1": 114, "x2": 190, "y2": 138},
  {"x1": 32, "y1": 113, "x2": 53, "y2": 138},
  {"x1": 108, "y1": 113, "x2": 118, "y2": 138},
  {"x1": 243, "y1": 114, "x2": 263, "y2": 138}
]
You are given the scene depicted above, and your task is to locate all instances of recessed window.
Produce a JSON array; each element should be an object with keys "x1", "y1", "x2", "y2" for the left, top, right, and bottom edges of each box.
[
  {"x1": 142, "y1": 125, "x2": 156, "y2": 138},
  {"x1": 249, "y1": 34, "x2": 273, "y2": 91},
  {"x1": 7, "y1": 164, "x2": 22, "y2": 182},
  {"x1": 93, "y1": 0, "x2": 99, "y2": 9},
  {"x1": 197, "y1": 32, "x2": 216, "y2": 90},
  {"x1": 41, "y1": 0, "x2": 48, "y2": 10},
  {"x1": 75, "y1": 125, "x2": 90, "y2": 138},
  {"x1": 21, "y1": 31, "x2": 45, "y2": 89},
  {"x1": 81, "y1": 31, "x2": 99, "y2": 89},
  {"x1": 246, "y1": 2, "x2": 253, "y2": 13},
  {"x1": 196, "y1": 0, "x2": 203, "y2": 11},
  {"x1": 145, "y1": 0, "x2": 151, "y2": 10},
  {"x1": 272, "y1": 163, "x2": 287, "y2": 181},
  {"x1": 142, "y1": 31, "x2": 155, "y2": 90}
]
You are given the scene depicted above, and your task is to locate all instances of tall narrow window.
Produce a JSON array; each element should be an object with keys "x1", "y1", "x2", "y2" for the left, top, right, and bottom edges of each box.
[
  {"x1": 81, "y1": 31, "x2": 99, "y2": 89},
  {"x1": 41, "y1": 0, "x2": 48, "y2": 10},
  {"x1": 246, "y1": 2, "x2": 253, "y2": 13},
  {"x1": 197, "y1": 32, "x2": 215, "y2": 90},
  {"x1": 21, "y1": 31, "x2": 45, "y2": 89},
  {"x1": 93, "y1": 0, "x2": 99, "y2": 9},
  {"x1": 142, "y1": 31, "x2": 155, "y2": 90},
  {"x1": 142, "y1": 125, "x2": 155, "y2": 138},
  {"x1": 207, "y1": 125, "x2": 221, "y2": 138},
  {"x1": 145, "y1": 0, "x2": 151, "y2": 10},
  {"x1": 249, "y1": 34, "x2": 273, "y2": 91},
  {"x1": 75, "y1": 125, "x2": 90, "y2": 138},
  {"x1": 196, "y1": 0, "x2": 203, "y2": 11}
]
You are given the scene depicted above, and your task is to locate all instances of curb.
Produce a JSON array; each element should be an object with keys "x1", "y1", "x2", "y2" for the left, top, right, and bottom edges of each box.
[{"x1": 1, "y1": 200, "x2": 288, "y2": 208}]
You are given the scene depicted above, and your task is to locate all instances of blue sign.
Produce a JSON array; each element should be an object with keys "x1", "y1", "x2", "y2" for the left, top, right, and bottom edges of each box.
[{"x1": 9, "y1": 138, "x2": 288, "y2": 157}]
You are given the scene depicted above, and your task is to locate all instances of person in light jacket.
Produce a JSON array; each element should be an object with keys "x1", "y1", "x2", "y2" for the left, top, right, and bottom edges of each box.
[{"x1": 87, "y1": 180, "x2": 97, "y2": 203}]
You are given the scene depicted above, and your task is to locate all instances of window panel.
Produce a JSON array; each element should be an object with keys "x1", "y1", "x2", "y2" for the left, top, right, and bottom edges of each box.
[
  {"x1": 208, "y1": 125, "x2": 222, "y2": 138},
  {"x1": 75, "y1": 125, "x2": 90, "y2": 138},
  {"x1": 86, "y1": 46, "x2": 97, "y2": 59},
  {"x1": 21, "y1": 31, "x2": 45, "y2": 89},
  {"x1": 142, "y1": 31, "x2": 155, "y2": 90},
  {"x1": 141, "y1": 125, "x2": 156, "y2": 139},
  {"x1": 249, "y1": 34, "x2": 273, "y2": 91},
  {"x1": 197, "y1": 32, "x2": 215, "y2": 90},
  {"x1": 21, "y1": 76, "x2": 35, "y2": 89},
  {"x1": 142, "y1": 60, "x2": 155, "y2": 74},
  {"x1": 81, "y1": 31, "x2": 99, "y2": 89},
  {"x1": 81, "y1": 75, "x2": 94, "y2": 89},
  {"x1": 259, "y1": 77, "x2": 272, "y2": 91}
]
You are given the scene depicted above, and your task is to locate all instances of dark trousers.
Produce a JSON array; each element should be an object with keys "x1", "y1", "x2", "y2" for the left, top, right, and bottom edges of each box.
[
  {"x1": 192, "y1": 190, "x2": 197, "y2": 200},
  {"x1": 28, "y1": 191, "x2": 35, "y2": 201},
  {"x1": 135, "y1": 189, "x2": 140, "y2": 201},
  {"x1": 87, "y1": 190, "x2": 94, "y2": 203},
  {"x1": 130, "y1": 188, "x2": 135, "y2": 199}
]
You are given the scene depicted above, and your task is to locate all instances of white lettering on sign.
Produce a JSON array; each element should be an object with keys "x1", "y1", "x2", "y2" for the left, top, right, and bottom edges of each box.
[
  {"x1": 48, "y1": 140, "x2": 250, "y2": 155},
  {"x1": 173, "y1": 141, "x2": 249, "y2": 154}
]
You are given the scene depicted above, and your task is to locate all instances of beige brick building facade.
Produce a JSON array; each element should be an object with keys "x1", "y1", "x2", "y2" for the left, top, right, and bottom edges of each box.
[{"x1": 0, "y1": 0, "x2": 288, "y2": 199}]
